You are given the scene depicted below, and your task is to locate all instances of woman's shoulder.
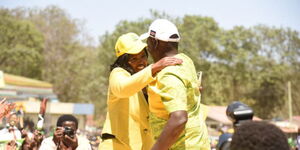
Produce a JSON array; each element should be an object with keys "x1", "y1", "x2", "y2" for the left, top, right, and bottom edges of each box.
[{"x1": 110, "y1": 67, "x2": 131, "y2": 77}]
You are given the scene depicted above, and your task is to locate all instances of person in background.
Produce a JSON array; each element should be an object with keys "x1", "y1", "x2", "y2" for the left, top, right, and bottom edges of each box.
[
  {"x1": 40, "y1": 114, "x2": 91, "y2": 150},
  {"x1": 21, "y1": 129, "x2": 44, "y2": 150},
  {"x1": 99, "y1": 32, "x2": 182, "y2": 150},
  {"x1": 0, "y1": 112, "x2": 22, "y2": 146},
  {"x1": 140, "y1": 19, "x2": 210, "y2": 150},
  {"x1": 296, "y1": 128, "x2": 300, "y2": 150},
  {"x1": 230, "y1": 121, "x2": 290, "y2": 150}
]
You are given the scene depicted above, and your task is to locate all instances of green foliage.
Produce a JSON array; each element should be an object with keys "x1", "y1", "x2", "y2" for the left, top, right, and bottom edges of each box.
[
  {"x1": 0, "y1": 9, "x2": 44, "y2": 78},
  {"x1": 24, "y1": 6, "x2": 109, "y2": 121},
  {"x1": 1, "y1": 6, "x2": 107, "y2": 124}
]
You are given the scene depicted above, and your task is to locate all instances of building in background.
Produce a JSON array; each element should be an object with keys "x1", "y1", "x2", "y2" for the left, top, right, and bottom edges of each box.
[{"x1": 0, "y1": 70, "x2": 94, "y2": 131}]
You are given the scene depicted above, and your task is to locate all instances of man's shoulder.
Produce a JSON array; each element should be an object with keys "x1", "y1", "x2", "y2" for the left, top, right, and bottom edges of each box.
[
  {"x1": 42, "y1": 136, "x2": 54, "y2": 143},
  {"x1": 78, "y1": 135, "x2": 90, "y2": 142},
  {"x1": 77, "y1": 136, "x2": 92, "y2": 149},
  {"x1": 40, "y1": 136, "x2": 56, "y2": 150},
  {"x1": 158, "y1": 53, "x2": 193, "y2": 76},
  {"x1": 0, "y1": 128, "x2": 8, "y2": 133},
  {"x1": 174, "y1": 53, "x2": 191, "y2": 60}
]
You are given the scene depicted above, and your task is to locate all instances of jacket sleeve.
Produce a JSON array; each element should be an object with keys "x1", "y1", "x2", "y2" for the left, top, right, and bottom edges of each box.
[{"x1": 109, "y1": 65, "x2": 154, "y2": 98}]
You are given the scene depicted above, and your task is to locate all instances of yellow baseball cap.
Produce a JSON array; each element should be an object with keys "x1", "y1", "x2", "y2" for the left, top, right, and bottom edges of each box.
[{"x1": 115, "y1": 32, "x2": 147, "y2": 57}]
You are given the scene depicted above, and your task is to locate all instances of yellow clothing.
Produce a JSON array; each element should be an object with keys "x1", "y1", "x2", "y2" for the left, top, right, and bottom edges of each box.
[
  {"x1": 99, "y1": 66, "x2": 155, "y2": 150},
  {"x1": 148, "y1": 53, "x2": 211, "y2": 150}
]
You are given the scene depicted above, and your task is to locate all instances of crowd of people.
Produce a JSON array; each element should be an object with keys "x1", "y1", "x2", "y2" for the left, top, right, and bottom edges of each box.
[
  {"x1": 0, "y1": 19, "x2": 299, "y2": 150},
  {"x1": 0, "y1": 106, "x2": 101, "y2": 150}
]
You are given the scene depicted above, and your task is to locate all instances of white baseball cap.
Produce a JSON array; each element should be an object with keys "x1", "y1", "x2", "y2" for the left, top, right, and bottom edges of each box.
[{"x1": 140, "y1": 19, "x2": 180, "y2": 42}]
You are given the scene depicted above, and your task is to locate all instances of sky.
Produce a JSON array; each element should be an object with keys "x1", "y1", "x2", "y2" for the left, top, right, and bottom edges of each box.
[{"x1": 1, "y1": 0, "x2": 299, "y2": 45}]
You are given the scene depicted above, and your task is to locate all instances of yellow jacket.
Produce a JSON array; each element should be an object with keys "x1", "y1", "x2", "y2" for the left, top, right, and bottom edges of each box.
[{"x1": 99, "y1": 66, "x2": 154, "y2": 150}]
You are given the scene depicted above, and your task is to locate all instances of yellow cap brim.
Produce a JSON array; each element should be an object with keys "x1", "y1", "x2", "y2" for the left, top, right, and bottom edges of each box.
[{"x1": 116, "y1": 41, "x2": 147, "y2": 57}]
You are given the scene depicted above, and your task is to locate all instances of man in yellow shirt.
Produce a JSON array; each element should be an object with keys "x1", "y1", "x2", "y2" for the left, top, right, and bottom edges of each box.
[
  {"x1": 140, "y1": 19, "x2": 211, "y2": 150},
  {"x1": 99, "y1": 33, "x2": 182, "y2": 150}
]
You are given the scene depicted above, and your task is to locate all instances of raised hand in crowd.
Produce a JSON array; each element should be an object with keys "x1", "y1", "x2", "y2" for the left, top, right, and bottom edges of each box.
[
  {"x1": 5, "y1": 140, "x2": 17, "y2": 150},
  {"x1": 33, "y1": 130, "x2": 44, "y2": 147},
  {"x1": 21, "y1": 129, "x2": 44, "y2": 150},
  {"x1": 0, "y1": 98, "x2": 16, "y2": 119}
]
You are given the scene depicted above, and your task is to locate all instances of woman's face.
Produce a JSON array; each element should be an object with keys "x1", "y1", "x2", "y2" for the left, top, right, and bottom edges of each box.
[{"x1": 128, "y1": 50, "x2": 148, "y2": 73}]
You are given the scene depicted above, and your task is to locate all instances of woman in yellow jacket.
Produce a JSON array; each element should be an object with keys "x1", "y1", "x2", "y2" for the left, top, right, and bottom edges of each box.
[{"x1": 98, "y1": 33, "x2": 182, "y2": 150}]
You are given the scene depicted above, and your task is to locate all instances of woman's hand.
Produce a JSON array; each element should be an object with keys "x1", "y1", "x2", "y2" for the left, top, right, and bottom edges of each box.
[{"x1": 151, "y1": 57, "x2": 183, "y2": 76}]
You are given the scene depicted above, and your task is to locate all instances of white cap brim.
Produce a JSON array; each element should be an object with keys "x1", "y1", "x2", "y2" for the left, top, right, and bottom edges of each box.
[{"x1": 139, "y1": 32, "x2": 149, "y2": 40}]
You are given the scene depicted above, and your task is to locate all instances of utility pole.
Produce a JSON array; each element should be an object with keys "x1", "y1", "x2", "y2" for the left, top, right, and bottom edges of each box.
[{"x1": 288, "y1": 81, "x2": 292, "y2": 122}]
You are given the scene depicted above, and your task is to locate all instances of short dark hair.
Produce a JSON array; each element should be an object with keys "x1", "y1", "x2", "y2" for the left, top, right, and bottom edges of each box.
[
  {"x1": 230, "y1": 121, "x2": 289, "y2": 150},
  {"x1": 56, "y1": 115, "x2": 78, "y2": 129},
  {"x1": 168, "y1": 34, "x2": 179, "y2": 49}
]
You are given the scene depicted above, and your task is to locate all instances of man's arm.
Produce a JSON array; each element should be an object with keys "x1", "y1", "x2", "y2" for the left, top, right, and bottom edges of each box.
[
  {"x1": 151, "y1": 72, "x2": 188, "y2": 150},
  {"x1": 151, "y1": 110, "x2": 188, "y2": 150}
]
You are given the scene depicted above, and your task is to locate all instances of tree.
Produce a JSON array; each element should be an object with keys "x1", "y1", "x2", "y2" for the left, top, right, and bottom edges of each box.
[
  {"x1": 4, "y1": 6, "x2": 108, "y2": 123},
  {"x1": 0, "y1": 8, "x2": 44, "y2": 79}
]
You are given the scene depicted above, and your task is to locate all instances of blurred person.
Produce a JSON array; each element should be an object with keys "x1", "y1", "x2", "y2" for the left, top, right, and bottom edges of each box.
[
  {"x1": 297, "y1": 128, "x2": 300, "y2": 150},
  {"x1": 0, "y1": 112, "x2": 22, "y2": 149},
  {"x1": 140, "y1": 19, "x2": 210, "y2": 150},
  {"x1": 21, "y1": 129, "x2": 44, "y2": 150},
  {"x1": 0, "y1": 112, "x2": 22, "y2": 142},
  {"x1": 230, "y1": 121, "x2": 290, "y2": 150},
  {"x1": 21, "y1": 99, "x2": 47, "y2": 149},
  {"x1": 216, "y1": 133, "x2": 231, "y2": 150},
  {"x1": 21, "y1": 118, "x2": 35, "y2": 139},
  {"x1": 21, "y1": 137, "x2": 37, "y2": 150},
  {"x1": 33, "y1": 129, "x2": 44, "y2": 149},
  {"x1": 216, "y1": 101, "x2": 254, "y2": 150},
  {"x1": 4, "y1": 140, "x2": 17, "y2": 150},
  {"x1": 39, "y1": 114, "x2": 91, "y2": 150},
  {"x1": 88, "y1": 134, "x2": 99, "y2": 150},
  {"x1": 99, "y1": 32, "x2": 182, "y2": 150}
]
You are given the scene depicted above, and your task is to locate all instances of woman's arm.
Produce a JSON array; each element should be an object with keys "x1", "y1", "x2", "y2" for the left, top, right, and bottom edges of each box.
[{"x1": 110, "y1": 57, "x2": 182, "y2": 98}]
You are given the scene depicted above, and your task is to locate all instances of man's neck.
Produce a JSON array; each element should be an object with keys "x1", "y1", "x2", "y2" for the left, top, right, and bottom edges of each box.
[
  {"x1": 154, "y1": 49, "x2": 178, "y2": 62},
  {"x1": 165, "y1": 50, "x2": 178, "y2": 57}
]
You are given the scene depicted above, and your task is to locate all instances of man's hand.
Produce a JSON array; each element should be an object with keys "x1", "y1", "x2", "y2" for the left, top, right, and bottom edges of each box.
[
  {"x1": 151, "y1": 110, "x2": 188, "y2": 150},
  {"x1": 151, "y1": 57, "x2": 183, "y2": 76},
  {"x1": 53, "y1": 127, "x2": 64, "y2": 146},
  {"x1": 62, "y1": 134, "x2": 78, "y2": 150},
  {"x1": 5, "y1": 140, "x2": 17, "y2": 150},
  {"x1": 54, "y1": 127, "x2": 78, "y2": 150},
  {"x1": 34, "y1": 130, "x2": 44, "y2": 146}
]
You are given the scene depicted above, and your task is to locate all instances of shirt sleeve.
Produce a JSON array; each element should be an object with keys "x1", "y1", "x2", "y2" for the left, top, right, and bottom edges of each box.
[
  {"x1": 109, "y1": 65, "x2": 154, "y2": 98},
  {"x1": 39, "y1": 137, "x2": 57, "y2": 150},
  {"x1": 157, "y1": 73, "x2": 187, "y2": 113},
  {"x1": 77, "y1": 136, "x2": 92, "y2": 150}
]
